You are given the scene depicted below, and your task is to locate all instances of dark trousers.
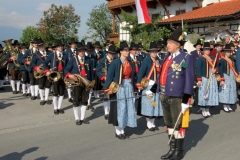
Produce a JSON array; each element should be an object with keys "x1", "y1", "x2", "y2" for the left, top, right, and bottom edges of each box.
[
  {"x1": 72, "y1": 85, "x2": 90, "y2": 107},
  {"x1": 52, "y1": 78, "x2": 65, "y2": 96},
  {"x1": 9, "y1": 68, "x2": 21, "y2": 80},
  {"x1": 37, "y1": 76, "x2": 51, "y2": 89},
  {"x1": 161, "y1": 95, "x2": 182, "y2": 129},
  {"x1": 21, "y1": 71, "x2": 30, "y2": 84},
  {"x1": 0, "y1": 67, "x2": 7, "y2": 80},
  {"x1": 28, "y1": 71, "x2": 36, "y2": 85}
]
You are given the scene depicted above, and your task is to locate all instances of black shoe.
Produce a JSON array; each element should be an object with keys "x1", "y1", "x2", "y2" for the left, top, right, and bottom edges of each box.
[
  {"x1": 87, "y1": 105, "x2": 94, "y2": 111},
  {"x1": 40, "y1": 100, "x2": 45, "y2": 105},
  {"x1": 12, "y1": 91, "x2": 17, "y2": 94},
  {"x1": 223, "y1": 109, "x2": 230, "y2": 113},
  {"x1": 23, "y1": 93, "x2": 27, "y2": 97},
  {"x1": 161, "y1": 136, "x2": 176, "y2": 159},
  {"x1": 169, "y1": 139, "x2": 184, "y2": 160},
  {"x1": 54, "y1": 109, "x2": 59, "y2": 115},
  {"x1": 26, "y1": 93, "x2": 30, "y2": 97},
  {"x1": 115, "y1": 134, "x2": 125, "y2": 140},
  {"x1": 58, "y1": 109, "x2": 64, "y2": 114},
  {"x1": 154, "y1": 127, "x2": 159, "y2": 131},
  {"x1": 0, "y1": 87, "x2": 5, "y2": 90},
  {"x1": 147, "y1": 126, "x2": 155, "y2": 131},
  {"x1": 16, "y1": 91, "x2": 19, "y2": 94},
  {"x1": 45, "y1": 100, "x2": 52, "y2": 105},
  {"x1": 80, "y1": 119, "x2": 90, "y2": 124},
  {"x1": 68, "y1": 98, "x2": 73, "y2": 103},
  {"x1": 104, "y1": 114, "x2": 109, "y2": 120},
  {"x1": 31, "y1": 96, "x2": 36, "y2": 100},
  {"x1": 122, "y1": 133, "x2": 129, "y2": 139},
  {"x1": 76, "y1": 120, "x2": 81, "y2": 125}
]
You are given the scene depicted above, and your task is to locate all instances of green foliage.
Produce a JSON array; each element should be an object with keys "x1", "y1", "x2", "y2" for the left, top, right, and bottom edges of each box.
[
  {"x1": 121, "y1": 11, "x2": 172, "y2": 50},
  {"x1": 86, "y1": 3, "x2": 117, "y2": 42},
  {"x1": 20, "y1": 26, "x2": 41, "y2": 44},
  {"x1": 37, "y1": 4, "x2": 80, "y2": 45}
]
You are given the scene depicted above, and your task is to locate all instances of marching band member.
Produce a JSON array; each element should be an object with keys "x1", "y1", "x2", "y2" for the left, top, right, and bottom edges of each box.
[
  {"x1": 191, "y1": 39, "x2": 203, "y2": 66},
  {"x1": 65, "y1": 38, "x2": 78, "y2": 103},
  {"x1": 64, "y1": 43, "x2": 93, "y2": 125},
  {"x1": 5, "y1": 40, "x2": 22, "y2": 94},
  {"x1": 18, "y1": 43, "x2": 30, "y2": 96},
  {"x1": 0, "y1": 44, "x2": 6, "y2": 90},
  {"x1": 218, "y1": 44, "x2": 237, "y2": 112},
  {"x1": 96, "y1": 45, "x2": 116, "y2": 120},
  {"x1": 103, "y1": 41, "x2": 137, "y2": 140},
  {"x1": 156, "y1": 40, "x2": 165, "y2": 64},
  {"x1": 85, "y1": 42, "x2": 96, "y2": 110},
  {"x1": 24, "y1": 38, "x2": 39, "y2": 100},
  {"x1": 32, "y1": 38, "x2": 52, "y2": 105},
  {"x1": 159, "y1": 28, "x2": 195, "y2": 160},
  {"x1": 210, "y1": 40, "x2": 224, "y2": 63},
  {"x1": 44, "y1": 40, "x2": 67, "y2": 115},
  {"x1": 196, "y1": 42, "x2": 219, "y2": 117},
  {"x1": 91, "y1": 41, "x2": 103, "y2": 98},
  {"x1": 137, "y1": 42, "x2": 146, "y2": 59},
  {"x1": 136, "y1": 42, "x2": 163, "y2": 131}
]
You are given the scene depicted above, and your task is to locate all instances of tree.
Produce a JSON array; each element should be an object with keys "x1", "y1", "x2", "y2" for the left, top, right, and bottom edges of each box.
[
  {"x1": 86, "y1": 3, "x2": 115, "y2": 42},
  {"x1": 37, "y1": 4, "x2": 80, "y2": 45},
  {"x1": 121, "y1": 11, "x2": 172, "y2": 50},
  {"x1": 20, "y1": 26, "x2": 41, "y2": 44}
]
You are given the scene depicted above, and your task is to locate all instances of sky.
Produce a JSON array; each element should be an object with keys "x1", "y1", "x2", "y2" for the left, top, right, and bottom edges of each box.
[{"x1": 0, "y1": 0, "x2": 106, "y2": 45}]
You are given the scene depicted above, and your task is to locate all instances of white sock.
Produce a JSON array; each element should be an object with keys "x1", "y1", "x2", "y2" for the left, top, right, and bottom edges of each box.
[
  {"x1": 67, "y1": 88, "x2": 72, "y2": 99},
  {"x1": 150, "y1": 118, "x2": 156, "y2": 128},
  {"x1": 8, "y1": 76, "x2": 11, "y2": 82},
  {"x1": 53, "y1": 96, "x2": 58, "y2": 110},
  {"x1": 146, "y1": 118, "x2": 152, "y2": 129},
  {"x1": 51, "y1": 85, "x2": 53, "y2": 92},
  {"x1": 227, "y1": 105, "x2": 232, "y2": 111},
  {"x1": 30, "y1": 86, "x2": 34, "y2": 96},
  {"x1": 115, "y1": 126, "x2": 121, "y2": 135},
  {"x1": 88, "y1": 89, "x2": 93, "y2": 105},
  {"x1": 26, "y1": 84, "x2": 30, "y2": 93},
  {"x1": 39, "y1": 89, "x2": 44, "y2": 100},
  {"x1": 93, "y1": 91, "x2": 97, "y2": 98},
  {"x1": 202, "y1": 108, "x2": 206, "y2": 117},
  {"x1": 80, "y1": 105, "x2": 87, "y2": 120},
  {"x1": 44, "y1": 88, "x2": 50, "y2": 101},
  {"x1": 16, "y1": 80, "x2": 20, "y2": 91},
  {"x1": 22, "y1": 84, "x2": 26, "y2": 93},
  {"x1": 11, "y1": 80, "x2": 15, "y2": 91},
  {"x1": 34, "y1": 85, "x2": 39, "y2": 96},
  {"x1": 58, "y1": 96, "x2": 63, "y2": 109},
  {"x1": 206, "y1": 108, "x2": 211, "y2": 116},
  {"x1": 223, "y1": 105, "x2": 229, "y2": 111},
  {"x1": 73, "y1": 107, "x2": 79, "y2": 120},
  {"x1": 103, "y1": 102, "x2": 110, "y2": 115}
]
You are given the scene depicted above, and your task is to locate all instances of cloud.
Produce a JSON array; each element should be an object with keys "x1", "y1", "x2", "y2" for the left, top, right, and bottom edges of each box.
[
  {"x1": 37, "y1": 2, "x2": 52, "y2": 11},
  {"x1": 0, "y1": 9, "x2": 38, "y2": 29}
]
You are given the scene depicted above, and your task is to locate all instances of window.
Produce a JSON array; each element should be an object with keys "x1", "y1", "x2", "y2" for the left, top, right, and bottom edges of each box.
[
  {"x1": 152, "y1": 13, "x2": 160, "y2": 20},
  {"x1": 176, "y1": 9, "x2": 186, "y2": 15}
]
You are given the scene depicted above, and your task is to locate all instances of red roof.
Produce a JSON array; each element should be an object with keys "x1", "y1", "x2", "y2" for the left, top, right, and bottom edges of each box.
[{"x1": 160, "y1": 0, "x2": 240, "y2": 23}]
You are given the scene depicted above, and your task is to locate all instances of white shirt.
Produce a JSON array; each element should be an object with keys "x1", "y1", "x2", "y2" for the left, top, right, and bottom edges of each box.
[
  {"x1": 71, "y1": 48, "x2": 76, "y2": 53},
  {"x1": 40, "y1": 50, "x2": 46, "y2": 55},
  {"x1": 169, "y1": 50, "x2": 180, "y2": 59},
  {"x1": 56, "y1": 51, "x2": 62, "y2": 58},
  {"x1": 78, "y1": 55, "x2": 84, "y2": 62},
  {"x1": 130, "y1": 54, "x2": 136, "y2": 60}
]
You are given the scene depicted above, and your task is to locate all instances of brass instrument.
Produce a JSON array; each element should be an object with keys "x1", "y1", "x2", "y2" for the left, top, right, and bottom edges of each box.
[
  {"x1": 2, "y1": 39, "x2": 20, "y2": 69},
  {"x1": 215, "y1": 73, "x2": 221, "y2": 82},
  {"x1": 33, "y1": 64, "x2": 45, "y2": 79},
  {"x1": 140, "y1": 61, "x2": 156, "y2": 88},
  {"x1": 47, "y1": 71, "x2": 61, "y2": 82},
  {"x1": 64, "y1": 74, "x2": 82, "y2": 88},
  {"x1": 64, "y1": 74, "x2": 95, "y2": 91},
  {"x1": 0, "y1": 52, "x2": 7, "y2": 69},
  {"x1": 109, "y1": 81, "x2": 120, "y2": 93}
]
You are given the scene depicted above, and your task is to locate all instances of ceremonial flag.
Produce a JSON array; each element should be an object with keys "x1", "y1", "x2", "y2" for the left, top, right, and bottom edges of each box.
[{"x1": 135, "y1": 0, "x2": 152, "y2": 24}]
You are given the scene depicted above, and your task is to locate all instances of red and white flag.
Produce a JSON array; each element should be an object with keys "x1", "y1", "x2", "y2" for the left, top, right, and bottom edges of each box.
[{"x1": 135, "y1": 0, "x2": 152, "y2": 24}]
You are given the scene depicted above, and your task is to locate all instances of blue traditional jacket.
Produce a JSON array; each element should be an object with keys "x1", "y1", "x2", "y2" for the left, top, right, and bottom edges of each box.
[{"x1": 31, "y1": 50, "x2": 52, "y2": 71}]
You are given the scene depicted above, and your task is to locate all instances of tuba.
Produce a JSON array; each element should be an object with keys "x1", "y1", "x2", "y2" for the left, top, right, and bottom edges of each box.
[
  {"x1": 2, "y1": 39, "x2": 20, "y2": 69},
  {"x1": 47, "y1": 71, "x2": 61, "y2": 82},
  {"x1": 33, "y1": 64, "x2": 45, "y2": 79}
]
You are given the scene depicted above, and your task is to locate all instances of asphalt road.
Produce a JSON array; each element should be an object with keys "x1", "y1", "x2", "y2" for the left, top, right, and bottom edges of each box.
[{"x1": 0, "y1": 85, "x2": 240, "y2": 160}]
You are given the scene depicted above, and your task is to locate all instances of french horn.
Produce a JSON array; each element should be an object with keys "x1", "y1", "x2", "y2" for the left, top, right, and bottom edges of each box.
[
  {"x1": 47, "y1": 71, "x2": 61, "y2": 82},
  {"x1": 64, "y1": 74, "x2": 95, "y2": 91},
  {"x1": 33, "y1": 65, "x2": 45, "y2": 79}
]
